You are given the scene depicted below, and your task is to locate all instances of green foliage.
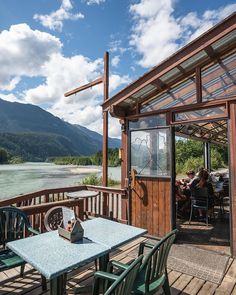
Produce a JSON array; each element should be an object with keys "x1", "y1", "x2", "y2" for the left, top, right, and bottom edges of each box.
[
  {"x1": 82, "y1": 174, "x2": 101, "y2": 186},
  {"x1": 50, "y1": 148, "x2": 121, "y2": 167},
  {"x1": 0, "y1": 148, "x2": 8, "y2": 163},
  {"x1": 8, "y1": 156, "x2": 24, "y2": 164},
  {"x1": 81, "y1": 174, "x2": 120, "y2": 187},
  {"x1": 0, "y1": 147, "x2": 23, "y2": 164},
  {"x1": 210, "y1": 148, "x2": 224, "y2": 170},
  {"x1": 176, "y1": 139, "x2": 227, "y2": 175}
]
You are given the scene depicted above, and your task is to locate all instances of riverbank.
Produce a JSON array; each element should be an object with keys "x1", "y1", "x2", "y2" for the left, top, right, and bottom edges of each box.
[{"x1": 0, "y1": 162, "x2": 121, "y2": 200}]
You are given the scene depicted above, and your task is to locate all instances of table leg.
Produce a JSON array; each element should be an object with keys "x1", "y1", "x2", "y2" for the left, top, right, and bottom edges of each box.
[
  {"x1": 50, "y1": 274, "x2": 67, "y2": 295},
  {"x1": 99, "y1": 253, "x2": 110, "y2": 271}
]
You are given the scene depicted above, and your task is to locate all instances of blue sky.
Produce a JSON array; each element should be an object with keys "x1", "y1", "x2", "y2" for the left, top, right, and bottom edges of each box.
[{"x1": 0, "y1": 0, "x2": 235, "y2": 137}]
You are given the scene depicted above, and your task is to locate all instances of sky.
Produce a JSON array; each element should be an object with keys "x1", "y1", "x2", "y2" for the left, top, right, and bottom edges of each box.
[{"x1": 0, "y1": 0, "x2": 235, "y2": 138}]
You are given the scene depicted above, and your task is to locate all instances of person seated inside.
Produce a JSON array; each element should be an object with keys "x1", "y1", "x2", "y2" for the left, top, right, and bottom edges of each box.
[
  {"x1": 190, "y1": 169, "x2": 214, "y2": 219},
  {"x1": 175, "y1": 180, "x2": 190, "y2": 217},
  {"x1": 182, "y1": 170, "x2": 197, "y2": 197}
]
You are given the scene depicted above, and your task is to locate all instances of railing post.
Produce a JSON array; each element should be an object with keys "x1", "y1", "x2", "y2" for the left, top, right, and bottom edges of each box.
[
  {"x1": 103, "y1": 192, "x2": 108, "y2": 216},
  {"x1": 45, "y1": 192, "x2": 49, "y2": 203},
  {"x1": 121, "y1": 192, "x2": 129, "y2": 224}
]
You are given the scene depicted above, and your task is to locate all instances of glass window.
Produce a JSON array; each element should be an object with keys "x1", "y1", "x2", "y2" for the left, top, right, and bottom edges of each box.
[
  {"x1": 202, "y1": 52, "x2": 236, "y2": 101},
  {"x1": 130, "y1": 128, "x2": 170, "y2": 177},
  {"x1": 129, "y1": 114, "x2": 166, "y2": 130},
  {"x1": 174, "y1": 106, "x2": 226, "y2": 122}
]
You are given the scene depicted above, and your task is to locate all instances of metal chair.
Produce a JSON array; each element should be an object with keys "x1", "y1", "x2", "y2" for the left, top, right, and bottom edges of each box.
[
  {"x1": 75, "y1": 254, "x2": 143, "y2": 295},
  {"x1": 107, "y1": 229, "x2": 178, "y2": 295},
  {"x1": 188, "y1": 186, "x2": 209, "y2": 225},
  {"x1": 0, "y1": 206, "x2": 46, "y2": 290}
]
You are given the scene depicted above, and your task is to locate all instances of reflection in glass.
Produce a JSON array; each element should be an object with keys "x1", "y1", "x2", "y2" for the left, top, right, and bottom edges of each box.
[
  {"x1": 131, "y1": 129, "x2": 170, "y2": 177},
  {"x1": 202, "y1": 52, "x2": 236, "y2": 101},
  {"x1": 129, "y1": 114, "x2": 166, "y2": 130},
  {"x1": 174, "y1": 106, "x2": 226, "y2": 122}
]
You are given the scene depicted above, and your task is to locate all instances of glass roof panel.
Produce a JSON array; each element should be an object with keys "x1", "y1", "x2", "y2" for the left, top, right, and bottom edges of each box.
[
  {"x1": 159, "y1": 67, "x2": 181, "y2": 83},
  {"x1": 131, "y1": 84, "x2": 157, "y2": 99},
  {"x1": 180, "y1": 50, "x2": 208, "y2": 70},
  {"x1": 175, "y1": 120, "x2": 227, "y2": 145},
  {"x1": 141, "y1": 77, "x2": 196, "y2": 113},
  {"x1": 202, "y1": 51, "x2": 236, "y2": 101},
  {"x1": 212, "y1": 29, "x2": 236, "y2": 51}
]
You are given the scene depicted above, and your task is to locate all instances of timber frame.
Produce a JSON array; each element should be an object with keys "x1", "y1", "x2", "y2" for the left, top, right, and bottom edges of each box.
[{"x1": 103, "y1": 13, "x2": 236, "y2": 255}]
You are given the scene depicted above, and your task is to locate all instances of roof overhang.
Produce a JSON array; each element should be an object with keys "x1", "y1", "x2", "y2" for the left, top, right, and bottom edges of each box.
[{"x1": 103, "y1": 13, "x2": 236, "y2": 115}]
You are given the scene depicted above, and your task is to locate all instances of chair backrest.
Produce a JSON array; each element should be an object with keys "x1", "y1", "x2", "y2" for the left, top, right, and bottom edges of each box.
[
  {"x1": 0, "y1": 206, "x2": 31, "y2": 247},
  {"x1": 223, "y1": 182, "x2": 229, "y2": 197},
  {"x1": 191, "y1": 186, "x2": 209, "y2": 207},
  {"x1": 44, "y1": 206, "x2": 68, "y2": 231},
  {"x1": 140, "y1": 229, "x2": 178, "y2": 294},
  {"x1": 103, "y1": 255, "x2": 143, "y2": 295}
]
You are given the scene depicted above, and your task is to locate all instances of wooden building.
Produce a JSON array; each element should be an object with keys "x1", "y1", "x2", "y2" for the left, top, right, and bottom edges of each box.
[{"x1": 102, "y1": 13, "x2": 236, "y2": 255}]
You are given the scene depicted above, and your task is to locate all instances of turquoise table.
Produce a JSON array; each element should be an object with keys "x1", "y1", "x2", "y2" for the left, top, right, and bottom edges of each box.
[
  {"x1": 83, "y1": 218, "x2": 147, "y2": 249},
  {"x1": 7, "y1": 218, "x2": 147, "y2": 295}
]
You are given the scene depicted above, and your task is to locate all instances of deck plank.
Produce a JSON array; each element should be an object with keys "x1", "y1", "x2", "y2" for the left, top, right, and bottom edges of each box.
[
  {"x1": 170, "y1": 273, "x2": 193, "y2": 295},
  {"x1": 214, "y1": 259, "x2": 236, "y2": 295},
  {"x1": 197, "y1": 281, "x2": 218, "y2": 295},
  {"x1": 182, "y1": 277, "x2": 205, "y2": 295}
]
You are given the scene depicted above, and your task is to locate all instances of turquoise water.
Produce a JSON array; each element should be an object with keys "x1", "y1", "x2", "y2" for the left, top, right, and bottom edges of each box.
[{"x1": 0, "y1": 162, "x2": 121, "y2": 200}]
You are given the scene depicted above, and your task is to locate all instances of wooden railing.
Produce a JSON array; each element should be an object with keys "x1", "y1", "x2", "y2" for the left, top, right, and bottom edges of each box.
[{"x1": 0, "y1": 185, "x2": 128, "y2": 232}]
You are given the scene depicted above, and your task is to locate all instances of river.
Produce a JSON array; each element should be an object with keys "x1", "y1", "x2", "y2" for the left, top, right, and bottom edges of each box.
[{"x1": 0, "y1": 162, "x2": 121, "y2": 200}]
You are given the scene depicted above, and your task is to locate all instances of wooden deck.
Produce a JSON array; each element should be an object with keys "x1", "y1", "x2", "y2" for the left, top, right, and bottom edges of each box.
[{"x1": 1, "y1": 236, "x2": 236, "y2": 295}]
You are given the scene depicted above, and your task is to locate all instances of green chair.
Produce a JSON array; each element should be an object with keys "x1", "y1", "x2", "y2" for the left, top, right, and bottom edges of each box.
[
  {"x1": 107, "y1": 229, "x2": 178, "y2": 295},
  {"x1": 75, "y1": 254, "x2": 143, "y2": 295},
  {"x1": 0, "y1": 206, "x2": 46, "y2": 290}
]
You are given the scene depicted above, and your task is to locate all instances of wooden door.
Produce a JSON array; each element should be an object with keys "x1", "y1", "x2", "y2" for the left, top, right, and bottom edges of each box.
[{"x1": 131, "y1": 175, "x2": 171, "y2": 237}]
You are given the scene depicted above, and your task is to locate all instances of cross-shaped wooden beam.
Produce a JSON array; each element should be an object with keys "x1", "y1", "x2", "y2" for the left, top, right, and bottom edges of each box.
[{"x1": 64, "y1": 52, "x2": 109, "y2": 189}]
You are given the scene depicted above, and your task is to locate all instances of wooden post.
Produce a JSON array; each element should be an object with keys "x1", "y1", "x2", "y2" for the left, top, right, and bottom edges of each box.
[
  {"x1": 102, "y1": 52, "x2": 109, "y2": 187},
  {"x1": 102, "y1": 52, "x2": 109, "y2": 216},
  {"x1": 229, "y1": 102, "x2": 236, "y2": 256},
  {"x1": 63, "y1": 52, "x2": 109, "y2": 189},
  {"x1": 120, "y1": 119, "x2": 129, "y2": 223}
]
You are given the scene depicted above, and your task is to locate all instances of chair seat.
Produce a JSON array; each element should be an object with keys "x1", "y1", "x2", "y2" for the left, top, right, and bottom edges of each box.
[
  {"x1": 133, "y1": 272, "x2": 166, "y2": 294},
  {"x1": 0, "y1": 249, "x2": 25, "y2": 271}
]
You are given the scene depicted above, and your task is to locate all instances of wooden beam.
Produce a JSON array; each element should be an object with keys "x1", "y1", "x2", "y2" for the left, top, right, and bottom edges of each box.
[
  {"x1": 109, "y1": 105, "x2": 126, "y2": 118},
  {"x1": 127, "y1": 95, "x2": 236, "y2": 121},
  {"x1": 229, "y1": 102, "x2": 236, "y2": 256},
  {"x1": 102, "y1": 52, "x2": 109, "y2": 188},
  {"x1": 196, "y1": 67, "x2": 202, "y2": 103},
  {"x1": 64, "y1": 76, "x2": 103, "y2": 97}
]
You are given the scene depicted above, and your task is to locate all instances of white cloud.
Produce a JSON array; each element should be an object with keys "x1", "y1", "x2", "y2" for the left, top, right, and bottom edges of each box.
[
  {"x1": 111, "y1": 55, "x2": 120, "y2": 67},
  {"x1": 84, "y1": 0, "x2": 105, "y2": 5},
  {"x1": 109, "y1": 39, "x2": 127, "y2": 54},
  {"x1": 0, "y1": 23, "x2": 129, "y2": 137},
  {"x1": 0, "y1": 93, "x2": 20, "y2": 103},
  {"x1": 130, "y1": 0, "x2": 236, "y2": 68},
  {"x1": 0, "y1": 23, "x2": 62, "y2": 90},
  {"x1": 34, "y1": 0, "x2": 84, "y2": 31}
]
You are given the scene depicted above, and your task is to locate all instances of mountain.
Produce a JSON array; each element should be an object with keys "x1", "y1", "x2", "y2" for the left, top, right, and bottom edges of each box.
[{"x1": 0, "y1": 98, "x2": 120, "y2": 161}]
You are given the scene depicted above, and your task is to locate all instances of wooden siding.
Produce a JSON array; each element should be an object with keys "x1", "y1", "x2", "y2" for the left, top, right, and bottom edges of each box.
[{"x1": 131, "y1": 176, "x2": 171, "y2": 237}]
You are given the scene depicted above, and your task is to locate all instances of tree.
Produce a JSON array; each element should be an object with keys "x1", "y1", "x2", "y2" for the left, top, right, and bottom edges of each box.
[{"x1": 0, "y1": 148, "x2": 8, "y2": 163}]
